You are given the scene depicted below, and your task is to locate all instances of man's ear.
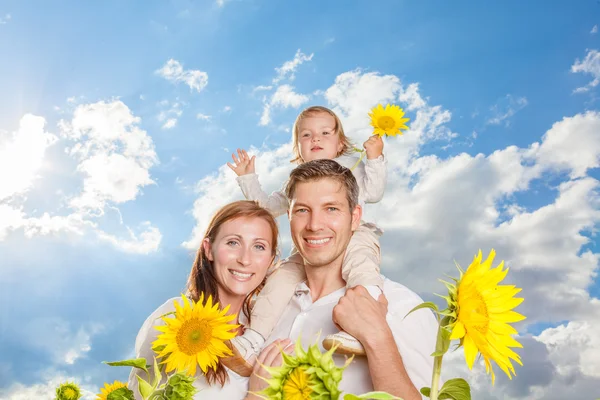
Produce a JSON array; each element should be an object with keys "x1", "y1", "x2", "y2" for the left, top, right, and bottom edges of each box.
[
  {"x1": 351, "y1": 204, "x2": 362, "y2": 231},
  {"x1": 202, "y1": 238, "x2": 213, "y2": 261}
]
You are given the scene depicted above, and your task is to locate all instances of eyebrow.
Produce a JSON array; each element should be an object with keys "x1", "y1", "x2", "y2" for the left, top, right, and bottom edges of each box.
[
  {"x1": 292, "y1": 200, "x2": 344, "y2": 208},
  {"x1": 224, "y1": 234, "x2": 269, "y2": 242}
]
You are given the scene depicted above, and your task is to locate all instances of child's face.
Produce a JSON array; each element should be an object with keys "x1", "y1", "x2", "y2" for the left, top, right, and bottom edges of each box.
[{"x1": 297, "y1": 112, "x2": 344, "y2": 162}]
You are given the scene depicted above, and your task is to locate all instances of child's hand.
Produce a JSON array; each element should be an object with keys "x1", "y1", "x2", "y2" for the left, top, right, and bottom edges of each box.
[
  {"x1": 363, "y1": 135, "x2": 384, "y2": 159},
  {"x1": 227, "y1": 148, "x2": 256, "y2": 176}
]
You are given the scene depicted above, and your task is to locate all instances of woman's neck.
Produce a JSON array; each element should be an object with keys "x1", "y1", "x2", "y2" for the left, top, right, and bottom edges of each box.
[{"x1": 216, "y1": 290, "x2": 246, "y2": 324}]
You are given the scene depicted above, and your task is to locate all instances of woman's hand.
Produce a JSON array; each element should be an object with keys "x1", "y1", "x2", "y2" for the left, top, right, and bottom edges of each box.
[
  {"x1": 227, "y1": 148, "x2": 256, "y2": 176},
  {"x1": 245, "y1": 338, "x2": 293, "y2": 399}
]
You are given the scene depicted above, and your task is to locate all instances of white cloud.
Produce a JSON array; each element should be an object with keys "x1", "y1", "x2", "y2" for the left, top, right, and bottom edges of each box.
[
  {"x1": 571, "y1": 49, "x2": 600, "y2": 93},
  {"x1": 271, "y1": 84, "x2": 310, "y2": 108},
  {"x1": 591, "y1": 25, "x2": 598, "y2": 34},
  {"x1": 19, "y1": 318, "x2": 104, "y2": 365},
  {"x1": 61, "y1": 100, "x2": 157, "y2": 212},
  {"x1": 273, "y1": 49, "x2": 314, "y2": 83},
  {"x1": 185, "y1": 69, "x2": 600, "y2": 398},
  {"x1": 96, "y1": 222, "x2": 162, "y2": 254},
  {"x1": 253, "y1": 85, "x2": 273, "y2": 92},
  {"x1": 157, "y1": 100, "x2": 183, "y2": 130},
  {"x1": 0, "y1": 114, "x2": 57, "y2": 201},
  {"x1": 196, "y1": 112, "x2": 211, "y2": 121},
  {"x1": 216, "y1": 0, "x2": 226, "y2": 7},
  {"x1": 259, "y1": 85, "x2": 310, "y2": 126},
  {"x1": 0, "y1": 373, "x2": 98, "y2": 400},
  {"x1": 156, "y1": 59, "x2": 208, "y2": 93},
  {"x1": 534, "y1": 111, "x2": 600, "y2": 178},
  {"x1": 223, "y1": 105, "x2": 232, "y2": 113},
  {"x1": 536, "y1": 318, "x2": 600, "y2": 378},
  {"x1": 0, "y1": 101, "x2": 161, "y2": 253},
  {"x1": 486, "y1": 94, "x2": 528, "y2": 126},
  {"x1": 0, "y1": 14, "x2": 11, "y2": 25}
]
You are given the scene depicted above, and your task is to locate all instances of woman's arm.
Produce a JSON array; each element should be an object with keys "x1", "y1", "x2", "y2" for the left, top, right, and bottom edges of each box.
[{"x1": 127, "y1": 300, "x2": 176, "y2": 399}]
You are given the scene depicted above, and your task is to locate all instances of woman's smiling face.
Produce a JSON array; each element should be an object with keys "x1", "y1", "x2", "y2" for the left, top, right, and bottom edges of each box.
[{"x1": 203, "y1": 216, "x2": 275, "y2": 301}]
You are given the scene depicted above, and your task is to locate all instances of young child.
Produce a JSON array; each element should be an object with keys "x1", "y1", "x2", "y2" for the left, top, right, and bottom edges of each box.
[{"x1": 224, "y1": 105, "x2": 386, "y2": 376}]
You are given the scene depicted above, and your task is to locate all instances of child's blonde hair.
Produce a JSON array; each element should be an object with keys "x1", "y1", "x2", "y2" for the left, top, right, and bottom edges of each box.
[{"x1": 290, "y1": 106, "x2": 354, "y2": 164}]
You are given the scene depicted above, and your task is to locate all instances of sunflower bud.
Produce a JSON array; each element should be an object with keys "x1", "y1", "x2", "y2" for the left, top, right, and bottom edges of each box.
[
  {"x1": 55, "y1": 382, "x2": 82, "y2": 400},
  {"x1": 106, "y1": 387, "x2": 135, "y2": 400},
  {"x1": 163, "y1": 372, "x2": 198, "y2": 400}
]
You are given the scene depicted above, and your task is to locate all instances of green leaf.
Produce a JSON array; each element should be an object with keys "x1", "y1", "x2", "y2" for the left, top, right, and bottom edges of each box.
[
  {"x1": 136, "y1": 375, "x2": 154, "y2": 400},
  {"x1": 151, "y1": 356, "x2": 162, "y2": 388},
  {"x1": 103, "y1": 358, "x2": 149, "y2": 374},
  {"x1": 343, "y1": 391, "x2": 402, "y2": 399},
  {"x1": 404, "y1": 302, "x2": 439, "y2": 320},
  {"x1": 152, "y1": 344, "x2": 167, "y2": 354},
  {"x1": 420, "y1": 387, "x2": 431, "y2": 397},
  {"x1": 432, "y1": 317, "x2": 452, "y2": 357},
  {"x1": 437, "y1": 378, "x2": 471, "y2": 400}
]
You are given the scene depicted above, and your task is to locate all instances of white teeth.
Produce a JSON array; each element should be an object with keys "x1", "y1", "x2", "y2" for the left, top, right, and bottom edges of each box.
[
  {"x1": 307, "y1": 238, "x2": 331, "y2": 245},
  {"x1": 230, "y1": 270, "x2": 253, "y2": 278}
]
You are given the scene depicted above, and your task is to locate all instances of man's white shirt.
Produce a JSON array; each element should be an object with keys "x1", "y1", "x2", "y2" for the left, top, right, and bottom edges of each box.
[{"x1": 264, "y1": 276, "x2": 438, "y2": 396}]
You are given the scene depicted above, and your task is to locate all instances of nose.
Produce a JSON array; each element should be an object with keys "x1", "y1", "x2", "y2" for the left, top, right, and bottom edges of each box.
[
  {"x1": 237, "y1": 246, "x2": 251, "y2": 267},
  {"x1": 311, "y1": 134, "x2": 320, "y2": 143},
  {"x1": 306, "y1": 210, "x2": 324, "y2": 232}
]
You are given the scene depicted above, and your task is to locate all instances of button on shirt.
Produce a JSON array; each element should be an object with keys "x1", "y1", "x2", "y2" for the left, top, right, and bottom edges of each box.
[{"x1": 265, "y1": 276, "x2": 438, "y2": 397}]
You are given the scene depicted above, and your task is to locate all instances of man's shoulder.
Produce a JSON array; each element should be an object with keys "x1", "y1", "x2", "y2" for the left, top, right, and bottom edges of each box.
[
  {"x1": 382, "y1": 277, "x2": 424, "y2": 302},
  {"x1": 381, "y1": 277, "x2": 438, "y2": 333},
  {"x1": 381, "y1": 277, "x2": 431, "y2": 314}
]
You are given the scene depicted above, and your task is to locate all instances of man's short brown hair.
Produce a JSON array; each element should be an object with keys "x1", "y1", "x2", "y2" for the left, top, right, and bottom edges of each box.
[{"x1": 285, "y1": 159, "x2": 359, "y2": 210}]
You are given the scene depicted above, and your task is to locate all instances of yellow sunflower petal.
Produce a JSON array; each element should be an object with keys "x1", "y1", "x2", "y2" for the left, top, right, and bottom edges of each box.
[{"x1": 444, "y1": 249, "x2": 526, "y2": 384}]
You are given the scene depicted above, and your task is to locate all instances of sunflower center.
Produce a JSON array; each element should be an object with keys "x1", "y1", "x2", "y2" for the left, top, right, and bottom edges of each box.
[
  {"x1": 63, "y1": 388, "x2": 76, "y2": 400},
  {"x1": 377, "y1": 115, "x2": 396, "y2": 130},
  {"x1": 470, "y1": 291, "x2": 489, "y2": 334},
  {"x1": 176, "y1": 318, "x2": 213, "y2": 355},
  {"x1": 283, "y1": 367, "x2": 313, "y2": 400}
]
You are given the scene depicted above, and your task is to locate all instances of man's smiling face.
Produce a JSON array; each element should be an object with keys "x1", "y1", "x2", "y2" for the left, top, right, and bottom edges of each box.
[{"x1": 289, "y1": 177, "x2": 361, "y2": 269}]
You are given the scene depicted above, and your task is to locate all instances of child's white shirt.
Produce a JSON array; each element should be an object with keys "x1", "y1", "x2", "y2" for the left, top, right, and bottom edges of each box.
[{"x1": 236, "y1": 153, "x2": 386, "y2": 228}]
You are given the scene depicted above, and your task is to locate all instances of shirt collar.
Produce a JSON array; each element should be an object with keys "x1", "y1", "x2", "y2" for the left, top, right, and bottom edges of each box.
[{"x1": 293, "y1": 281, "x2": 347, "y2": 306}]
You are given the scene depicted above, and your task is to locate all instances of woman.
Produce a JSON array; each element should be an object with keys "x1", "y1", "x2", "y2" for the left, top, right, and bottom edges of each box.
[{"x1": 128, "y1": 200, "x2": 280, "y2": 399}]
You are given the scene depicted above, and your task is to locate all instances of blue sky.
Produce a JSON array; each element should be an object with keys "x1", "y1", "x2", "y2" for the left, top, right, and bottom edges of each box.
[{"x1": 1, "y1": 1, "x2": 600, "y2": 399}]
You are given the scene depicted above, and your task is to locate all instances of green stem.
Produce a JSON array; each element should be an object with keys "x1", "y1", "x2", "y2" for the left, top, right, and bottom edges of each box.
[
  {"x1": 429, "y1": 320, "x2": 448, "y2": 400},
  {"x1": 429, "y1": 354, "x2": 443, "y2": 400}
]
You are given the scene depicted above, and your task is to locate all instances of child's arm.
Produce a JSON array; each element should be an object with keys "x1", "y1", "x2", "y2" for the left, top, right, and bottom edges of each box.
[
  {"x1": 361, "y1": 135, "x2": 387, "y2": 203},
  {"x1": 227, "y1": 148, "x2": 289, "y2": 217}
]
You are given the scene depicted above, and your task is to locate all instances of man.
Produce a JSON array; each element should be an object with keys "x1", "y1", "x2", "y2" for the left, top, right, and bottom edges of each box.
[{"x1": 247, "y1": 159, "x2": 437, "y2": 399}]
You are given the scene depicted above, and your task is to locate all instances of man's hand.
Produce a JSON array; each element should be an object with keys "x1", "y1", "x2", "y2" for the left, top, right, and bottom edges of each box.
[
  {"x1": 363, "y1": 135, "x2": 384, "y2": 159},
  {"x1": 332, "y1": 286, "x2": 390, "y2": 347},
  {"x1": 227, "y1": 148, "x2": 256, "y2": 176},
  {"x1": 245, "y1": 339, "x2": 293, "y2": 400}
]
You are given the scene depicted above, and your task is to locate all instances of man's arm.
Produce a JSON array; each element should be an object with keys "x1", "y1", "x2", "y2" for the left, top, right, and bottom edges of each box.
[{"x1": 332, "y1": 286, "x2": 423, "y2": 400}]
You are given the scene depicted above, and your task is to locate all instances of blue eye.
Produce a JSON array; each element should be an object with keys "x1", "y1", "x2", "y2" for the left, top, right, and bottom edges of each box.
[
  {"x1": 254, "y1": 244, "x2": 266, "y2": 251},
  {"x1": 226, "y1": 240, "x2": 239, "y2": 246},
  {"x1": 327, "y1": 207, "x2": 338, "y2": 212}
]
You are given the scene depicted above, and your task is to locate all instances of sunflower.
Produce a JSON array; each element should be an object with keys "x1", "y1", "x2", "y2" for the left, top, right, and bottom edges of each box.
[
  {"x1": 96, "y1": 381, "x2": 133, "y2": 400},
  {"x1": 55, "y1": 382, "x2": 82, "y2": 400},
  {"x1": 368, "y1": 103, "x2": 410, "y2": 137},
  {"x1": 259, "y1": 337, "x2": 351, "y2": 400},
  {"x1": 444, "y1": 249, "x2": 526, "y2": 384},
  {"x1": 153, "y1": 293, "x2": 238, "y2": 376}
]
